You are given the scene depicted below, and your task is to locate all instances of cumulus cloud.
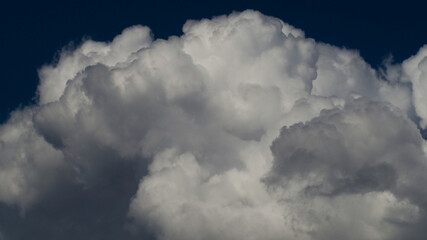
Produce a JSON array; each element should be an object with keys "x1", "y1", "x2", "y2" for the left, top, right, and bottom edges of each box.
[
  {"x1": 400, "y1": 46, "x2": 427, "y2": 128},
  {"x1": 0, "y1": 10, "x2": 426, "y2": 240},
  {"x1": 266, "y1": 99, "x2": 426, "y2": 239},
  {"x1": 0, "y1": 108, "x2": 65, "y2": 210}
]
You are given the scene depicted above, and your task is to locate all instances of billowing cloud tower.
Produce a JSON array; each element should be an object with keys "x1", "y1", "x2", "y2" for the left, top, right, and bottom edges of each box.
[{"x1": 1, "y1": 10, "x2": 427, "y2": 240}]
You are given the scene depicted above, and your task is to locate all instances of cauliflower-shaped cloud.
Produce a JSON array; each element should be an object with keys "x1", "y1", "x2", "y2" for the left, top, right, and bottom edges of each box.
[{"x1": 0, "y1": 10, "x2": 426, "y2": 240}]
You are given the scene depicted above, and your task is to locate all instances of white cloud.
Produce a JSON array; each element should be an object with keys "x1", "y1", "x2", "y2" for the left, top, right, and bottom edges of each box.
[
  {"x1": 129, "y1": 148, "x2": 294, "y2": 240},
  {"x1": 266, "y1": 99, "x2": 426, "y2": 239},
  {"x1": 0, "y1": 9, "x2": 426, "y2": 240},
  {"x1": 400, "y1": 45, "x2": 427, "y2": 128},
  {"x1": 0, "y1": 108, "x2": 64, "y2": 211},
  {"x1": 37, "y1": 25, "x2": 152, "y2": 105}
]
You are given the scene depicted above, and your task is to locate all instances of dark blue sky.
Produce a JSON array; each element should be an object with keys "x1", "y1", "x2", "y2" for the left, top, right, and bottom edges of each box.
[{"x1": 1, "y1": 0, "x2": 426, "y2": 122}]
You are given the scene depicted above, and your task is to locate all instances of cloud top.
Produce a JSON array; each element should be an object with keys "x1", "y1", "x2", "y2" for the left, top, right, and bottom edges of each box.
[{"x1": 0, "y1": 10, "x2": 426, "y2": 240}]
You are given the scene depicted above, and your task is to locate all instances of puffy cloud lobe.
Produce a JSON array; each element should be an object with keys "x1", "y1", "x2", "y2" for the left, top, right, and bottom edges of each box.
[
  {"x1": 400, "y1": 45, "x2": 427, "y2": 128},
  {"x1": 313, "y1": 44, "x2": 412, "y2": 112},
  {"x1": 268, "y1": 99, "x2": 426, "y2": 198},
  {"x1": 31, "y1": 10, "x2": 321, "y2": 183},
  {"x1": 129, "y1": 149, "x2": 293, "y2": 240},
  {"x1": 0, "y1": 9, "x2": 426, "y2": 240},
  {"x1": 266, "y1": 99, "x2": 427, "y2": 239},
  {"x1": 0, "y1": 108, "x2": 64, "y2": 210},
  {"x1": 37, "y1": 25, "x2": 152, "y2": 105}
]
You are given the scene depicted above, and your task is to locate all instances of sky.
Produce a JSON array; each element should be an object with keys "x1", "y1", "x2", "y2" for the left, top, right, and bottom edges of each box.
[
  {"x1": 1, "y1": 1, "x2": 427, "y2": 240},
  {"x1": 1, "y1": 0, "x2": 427, "y2": 122}
]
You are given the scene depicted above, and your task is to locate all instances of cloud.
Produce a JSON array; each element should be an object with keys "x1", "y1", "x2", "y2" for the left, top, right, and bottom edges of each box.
[
  {"x1": 266, "y1": 99, "x2": 426, "y2": 239},
  {"x1": 0, "y1": 108, "x2": 65, "y2": 211},
  {"x1": 400, "y1": 45, "x2": 427, "y2": 128},
  {"x1": 129, "y1": 149, "x2": 292, "y2": 240},
  {"x1": 0, "y1": 10, "x2": 426, "y2": 239},
  {"x1": 37, "y1": 25, "x2": 153, "y2": 105}
]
